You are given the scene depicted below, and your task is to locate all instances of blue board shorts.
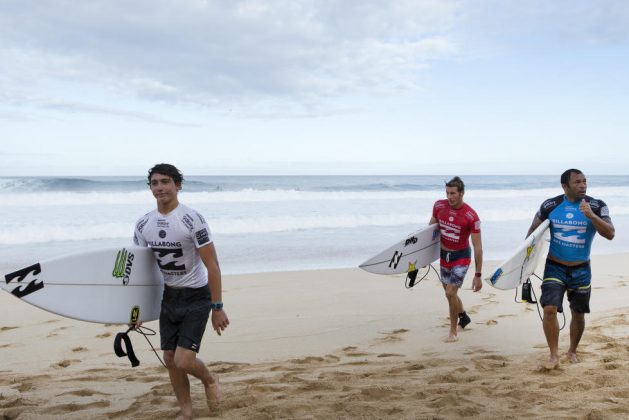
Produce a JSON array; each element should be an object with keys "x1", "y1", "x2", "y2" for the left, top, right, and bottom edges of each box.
[
  {"x1": 160, "y1": 284, "x2": 211, "y2": 352},
  {"x1": 540, "y1": 259, "x2": 591, "y2": 314},
  {"x1": 440, "y1": 264, "x2": 469, "y2": 288}
]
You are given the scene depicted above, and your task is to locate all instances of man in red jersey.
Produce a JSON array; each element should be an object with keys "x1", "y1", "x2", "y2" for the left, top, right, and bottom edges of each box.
[{"x1": 429, "y1": 176, "x2": 483, "y2": 342}]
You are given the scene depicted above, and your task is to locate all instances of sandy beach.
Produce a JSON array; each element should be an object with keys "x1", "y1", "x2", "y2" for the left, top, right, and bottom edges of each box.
[{"x1": 2, "y1": 253, "x2": 629, "y2": 419}]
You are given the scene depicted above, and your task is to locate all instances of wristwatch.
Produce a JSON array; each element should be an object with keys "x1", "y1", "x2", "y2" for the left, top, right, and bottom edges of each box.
[{"x1": 210, "y1": 301, "x2": 223, "y2": 311}]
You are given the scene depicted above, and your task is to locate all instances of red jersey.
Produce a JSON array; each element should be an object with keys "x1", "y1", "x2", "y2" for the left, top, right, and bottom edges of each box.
[{"x1": 432, "y1": 200, "x2": 481, "y2": 251}]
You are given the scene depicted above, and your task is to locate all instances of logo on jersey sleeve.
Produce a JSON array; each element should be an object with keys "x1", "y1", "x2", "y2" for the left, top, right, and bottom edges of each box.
[
  {"x1": 195, "y1": 212, "x2": 207, "y2": 225},
  {"x1": 182, "y1": 214, "x2": 194, "y2": 232},
  {"x1": 195, "y1": 228, "x2": 210, "y2": 246},
  {"x1": 136, "y1": 217, "x2": 149, "y2": 233}
]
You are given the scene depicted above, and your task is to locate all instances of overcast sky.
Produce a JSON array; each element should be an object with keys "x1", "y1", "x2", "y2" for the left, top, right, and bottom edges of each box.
[{"x1": 1, "y1": 0, "x2": 628, "y2": 176}]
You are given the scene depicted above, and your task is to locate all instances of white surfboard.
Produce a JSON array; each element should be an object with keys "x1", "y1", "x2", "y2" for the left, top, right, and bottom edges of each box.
[
  {"x1": 486, "y1": 220, "x2": 550, "y2": 290},
  {"x1": 2, "y1": 246, "x2": 164, "y2": 324},
  {"x1": 359, "y1": 224, "x2": 440, "y2": 275}
]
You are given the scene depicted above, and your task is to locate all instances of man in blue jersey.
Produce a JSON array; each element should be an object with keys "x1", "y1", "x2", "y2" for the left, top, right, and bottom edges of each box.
[{"x1": 527, "y1": 169, "x2": 614, "y2": 369}]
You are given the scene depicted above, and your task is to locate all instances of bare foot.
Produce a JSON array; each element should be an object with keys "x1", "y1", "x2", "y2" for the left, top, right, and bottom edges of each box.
[
  {"x1": 205, "y1": 373, "x2": 220, "y2": 409},
  {"x1": 566, "y1": 352, "x2": 579, "y2": 364},
  {"x1": 175, "y1": 414, "x2": 192, "y2": 420},
  {"x1": 444, "y1": 333, "x2": 458, "y2": 343},
  {"x1": 542, "y1": 355, "x2": 560, "y2": 370}
]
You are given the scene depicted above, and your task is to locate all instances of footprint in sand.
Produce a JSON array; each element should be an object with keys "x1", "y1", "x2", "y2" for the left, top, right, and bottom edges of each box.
[
  {"x1": 57, "y1": 389, "x2": 110, "y2": 397},
  {"x1": 52, "y1": 359, "x2": 81, "y2": 369},
  {"x1": 340, "y1": 346, "x2": 370, "y2": 357},
  {"x1": 96, "y1": 332, "x2": 112, "y2": 338},
  {"x1": 485, "y1": 320, "x2": 498, "y2": 325},
  {"x1": 289, "y1": 356, "x2": 325, "y2": 364},
  {"x1": 0, "y1": 326, "x2": 19, "y2": 332},
  {"x1": 472, "y1": 354, "x2": 510, "y2": 370},
  {"x1": 209, "y1": 361, "x2": 250, "y2": 373},
  {"x1": 377, "y1": 353, "x2": 404, "y2": 358},
  {"x1": 47, "y1": 401, "x2": 110, "y2": 414},
  {"x1": 388, "y1": 363, "x2": 425, "y2": 374},
  {"x1": 376, "y1": 328, "x2": 409, "y2": 343}
]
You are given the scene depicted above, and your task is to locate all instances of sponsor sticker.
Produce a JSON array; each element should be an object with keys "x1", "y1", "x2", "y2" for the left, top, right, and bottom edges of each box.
[
  {"x1": 5, "y1": 263, "x2": 44, "y2": 298},
  {"x1": 196, "y1": 228, "x2": 210, "y2": 245},
  {"x1": 113, "y1": 249, "x2": 135, "y2": 285},
  {"x1": 130, "y1": 306, "x2": 140, "y2": 323}
]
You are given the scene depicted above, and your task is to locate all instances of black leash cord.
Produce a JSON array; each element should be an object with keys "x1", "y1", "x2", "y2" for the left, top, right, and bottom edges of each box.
[
  {"x1": 114, "y1": 325, "x2": 167, "y2": 368},
  {"x1": 526, "y1": 273, "x2": 566, "y2": 330},
  {"x1": 134, "y1": 325, "x2": 167, "y2": 368},
  {"x1": 405, "y1": 264, "x2": 440, "y2": 289}
]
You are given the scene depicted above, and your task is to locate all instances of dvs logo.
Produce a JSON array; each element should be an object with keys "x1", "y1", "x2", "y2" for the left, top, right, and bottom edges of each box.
[{"x1": 113, "y1": 248, "x2": 135, "y2": 285}]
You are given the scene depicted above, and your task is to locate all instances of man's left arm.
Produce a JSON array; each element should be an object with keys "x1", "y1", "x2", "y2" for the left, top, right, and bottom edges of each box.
[
  {"x1": 471, "y1": 231, "x2": 483, "y2": 292},
  {"x1": 580, "y1": 200, "x2": 615, "y2": 240},
  {"x1": 199, "y1": 243, "x2": 230, "y2": 335}
]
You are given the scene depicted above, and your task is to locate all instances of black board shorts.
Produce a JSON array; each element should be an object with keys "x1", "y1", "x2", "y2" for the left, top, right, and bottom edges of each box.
[{"x1": 160, "y1": 284, "x2": 211, "y2": 352}]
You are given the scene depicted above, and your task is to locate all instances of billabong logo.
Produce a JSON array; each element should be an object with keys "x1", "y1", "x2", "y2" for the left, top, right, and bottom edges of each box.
[
  {"x1": 113, "y1": 248, "x2": 135, "y2": 285},
  {"x1": 130, "y1": 306, "x2": 140, "y2": 323},
  {"x1": 389, "y1": 251, "x2": 403, "y2": 269},
  {"x1": 5, "y1": 263, "x2": 44, "y2": 298}
]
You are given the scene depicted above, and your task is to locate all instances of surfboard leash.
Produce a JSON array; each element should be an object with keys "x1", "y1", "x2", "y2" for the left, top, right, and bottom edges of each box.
[
  {"x1": 405, "y1": 264, "x2": 441, "y2": 289},
  {"x1": 114, "y1": 325, "x2": 167, "y2": 368},
  {"x1": 516, "y1": 274, "x2": 566, "y2": 330}
]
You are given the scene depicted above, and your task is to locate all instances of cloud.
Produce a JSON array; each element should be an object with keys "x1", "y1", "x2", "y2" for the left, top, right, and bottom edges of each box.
[
  {"x1": 0, "y1": 0, "x2": 460, "y2": 114},
  {"x1": 457, "y1": 0, "x2": 629, "y2": 46},
  {"x1": 40, "y1": 101, "x2": 201, "y2": 126}
]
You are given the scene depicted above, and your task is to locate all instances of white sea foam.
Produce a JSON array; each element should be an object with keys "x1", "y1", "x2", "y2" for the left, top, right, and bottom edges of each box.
[
  {"x1": 1, "y1": 176, "x2": 628, "y2": 273},
  {"x1": 4, "y1": 186, "x2": 629, "y2": 207}
]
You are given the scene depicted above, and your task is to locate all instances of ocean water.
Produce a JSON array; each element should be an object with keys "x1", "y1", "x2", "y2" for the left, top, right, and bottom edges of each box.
[{"x1": 1, "y1": 175, "x2": 628, "y2": 275}]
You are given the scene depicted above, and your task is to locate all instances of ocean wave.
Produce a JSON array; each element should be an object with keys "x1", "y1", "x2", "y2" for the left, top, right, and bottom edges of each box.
[
  {"x1": 3, "y1": 175, "x2": 628, "y2": 194},
  {"x1": 0, "y1": 214, "x2": 420, "y2": 244},
  {"x1": 2, "y1": 206, "x2": 628, "y2": 245},
  {"x1": 4, "y1": 186, "x2": 629, "y2": 207}
]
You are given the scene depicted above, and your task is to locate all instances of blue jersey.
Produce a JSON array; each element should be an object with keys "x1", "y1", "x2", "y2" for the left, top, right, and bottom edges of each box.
[{"x1": 536, "y1": 194, "x2": 609, "y2": 262}]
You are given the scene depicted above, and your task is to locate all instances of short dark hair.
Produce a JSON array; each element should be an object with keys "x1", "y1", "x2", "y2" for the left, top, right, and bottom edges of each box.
[
  {"x1": 148, "y1": 163, "x2": 184, "y2": 185},
  {"x1": 560, "y1": 169, "x2": 583, "y2": 185},
  {"x1": 445, "y1": 176, "x2": 465, "y2": 193}
]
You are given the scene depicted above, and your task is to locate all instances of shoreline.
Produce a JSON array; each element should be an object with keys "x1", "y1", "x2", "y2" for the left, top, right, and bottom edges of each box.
[{"x1": 2, "y1": 253, "x2": 629, "y2": 418}]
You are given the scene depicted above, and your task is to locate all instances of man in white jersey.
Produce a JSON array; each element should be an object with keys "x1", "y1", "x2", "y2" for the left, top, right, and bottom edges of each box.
[{"x1": 134, "y1": 163, "x2": 229, "y2": 419}]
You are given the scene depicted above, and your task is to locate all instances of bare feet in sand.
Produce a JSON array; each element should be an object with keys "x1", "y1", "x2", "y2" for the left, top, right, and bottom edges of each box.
[
  {"x1": 444, "y1": 333, "x2": 458, "y2": 343},
  {"x1": 205, "y1": 373, "x2": 220, "y2": 409},
  {"x1": 566, "y1": 352, "x2": 579, "y2": 363},
  {"x1": 542, "y1": 355, "x2": 560, "y2": 370}
]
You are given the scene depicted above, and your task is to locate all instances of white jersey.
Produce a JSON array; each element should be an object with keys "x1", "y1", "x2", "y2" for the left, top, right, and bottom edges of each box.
[{"x1": 133, "y1": 203, "x2": 213, "y2": 288}]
